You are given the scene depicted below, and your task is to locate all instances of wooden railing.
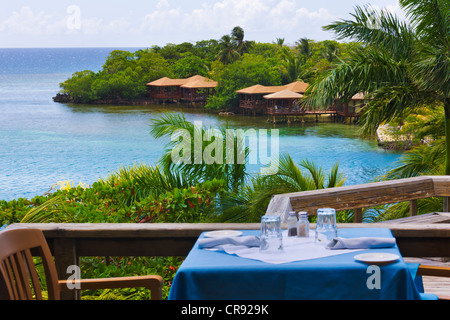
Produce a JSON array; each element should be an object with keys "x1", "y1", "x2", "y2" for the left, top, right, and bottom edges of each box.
[
  {"x1": 266, "y1": 176, "x2": 450, "y2": 223},
  {"x1": 5, "y1": 221, "x2": 450, "y2": 299}
]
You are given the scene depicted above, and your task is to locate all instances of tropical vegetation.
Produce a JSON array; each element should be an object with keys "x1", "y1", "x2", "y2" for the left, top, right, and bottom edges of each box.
[
  {"x1": 305, "y1": 0, "x2": 449, "y2": 216},
  {"x1": 58, "y1": 26, "x2": 361, "y2": 110}
]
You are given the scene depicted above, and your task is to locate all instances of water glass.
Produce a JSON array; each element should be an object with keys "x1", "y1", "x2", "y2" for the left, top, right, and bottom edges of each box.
[
  {"x1": 260, "y1": 215, "x2": 283, "y2": 252},
  {"x1": 315, "y1": 208, "x2": 338, "y2": 244}
]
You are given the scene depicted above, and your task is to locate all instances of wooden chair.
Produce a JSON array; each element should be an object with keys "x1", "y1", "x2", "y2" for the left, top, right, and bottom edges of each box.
[
  {"x1": 417, "y1": 265, "x2": 450, "y2": 300},
  {"x1": 0, "y1": 228, "x2": 163, "y2": 300}
]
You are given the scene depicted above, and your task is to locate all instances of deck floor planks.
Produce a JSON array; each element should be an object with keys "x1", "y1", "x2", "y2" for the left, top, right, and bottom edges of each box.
[{"x1": 404, "y1": 257, "x2": 450, "y2": 298}]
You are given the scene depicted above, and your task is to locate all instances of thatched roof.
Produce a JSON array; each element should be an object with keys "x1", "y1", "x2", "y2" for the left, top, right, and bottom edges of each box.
[
  {"x1": 235, "y1": 84, "x2": 280, "y2": 94},
  {"x1": 263, "y1": 89, "x2": 303, "y2": 99},
  {"x1": 283, "y1": 81, "x2": 309, "y2": 93},
  {"x1": 181, "y1": 76, "x2": 217, "y2": 88},
  {"x1": 236, "y1": 81, "x2": 309, "y2": 95},
  {"x1": 351, "y1": 92, "x2": 366, "y2": 100},
  {"x1": 146, "y1": 77, "x2": 188, "y2": 87},
  {"x1": 147, "y1": 75, "x2": 217, "y2": 88}
]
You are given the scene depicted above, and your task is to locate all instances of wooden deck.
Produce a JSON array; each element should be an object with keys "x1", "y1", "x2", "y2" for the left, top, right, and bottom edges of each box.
[
  {"x1": 381, "y1": 212, "x2": 450, "y2": 298},
  {"x1": 405, "y1": 257, "x2": 450, "y2": 298}
]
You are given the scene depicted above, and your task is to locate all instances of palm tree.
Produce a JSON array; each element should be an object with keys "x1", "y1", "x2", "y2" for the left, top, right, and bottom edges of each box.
[
  {"x1": 296, "y1": 38, "x2": 313, "y2": 59},
  {"x1": 218, "y1": 153, "x2": 346, "y2": 222},
  {"x1": 216, "y1": 34, "x2": 239, "y2": 64},
  {"x1": 149, "y1": 112, "x2": 248, "y2": 193},
  {"x1": 231, "y1": 26, "x2": 253, "y2": 55},
  {"x1": 305, "y1": 1, "x2": 450, "y2": 173},
  {"x1": 280, "y1": 47, "x2": 304, "y2": 83},
  {"x1": 321, "y1": 41, "x2": 340, "y2": 62},
  {"x1": 274, "y1": 38, "x2": 285, "y2": 47}
]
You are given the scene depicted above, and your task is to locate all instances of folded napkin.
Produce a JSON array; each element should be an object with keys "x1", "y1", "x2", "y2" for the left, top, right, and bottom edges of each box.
[
  {"x1": 198, "y1": 235, "x2": 260, "y2": 249},
  {"x1": 325, "y1": 237, "x2": 396, "y2": 250}
]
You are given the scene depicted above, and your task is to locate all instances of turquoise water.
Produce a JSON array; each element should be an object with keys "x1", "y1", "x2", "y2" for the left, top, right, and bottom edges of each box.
[{"x1": 0, "y1": 48, "x2": 402, "y2": 201}]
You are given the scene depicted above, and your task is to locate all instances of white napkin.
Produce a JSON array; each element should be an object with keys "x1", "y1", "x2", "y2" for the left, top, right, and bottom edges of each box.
[
  {"x1": 197, "y1": 235, "x2": 260, "y2": 249},
  {"x1": 200, "y1": 231, "x2": 366, "y2": 264},
  {"x1": 325, "y1": 237, "x2": 396, "y2": 250}
]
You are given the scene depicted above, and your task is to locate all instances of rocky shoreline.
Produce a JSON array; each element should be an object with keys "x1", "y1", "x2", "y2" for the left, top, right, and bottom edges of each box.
[
  {"x1": 376, "y1": 124, "x2": 416, "y2": 150},
  {"x1": 52, "y1": 93, "x2": 238, "y2": 116},
  {"x1": 52, "y1": 93, "x2": 158, "y2": 105}
]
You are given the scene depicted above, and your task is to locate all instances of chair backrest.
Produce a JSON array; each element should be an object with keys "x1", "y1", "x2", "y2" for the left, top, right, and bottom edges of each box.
[{"x1": 0, "y1": 228, "x2": 60, "y2": 300}]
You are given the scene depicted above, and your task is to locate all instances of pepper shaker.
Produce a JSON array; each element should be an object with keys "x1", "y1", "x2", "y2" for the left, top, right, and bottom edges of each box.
[{"x1": 287, "y1": 211, "x2": 298, "y2": 237}]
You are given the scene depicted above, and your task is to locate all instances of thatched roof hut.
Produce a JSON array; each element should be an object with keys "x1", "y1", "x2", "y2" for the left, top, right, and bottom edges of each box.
[{"x1": 263, "y1": 89, "x2": 303, "y2": 99}]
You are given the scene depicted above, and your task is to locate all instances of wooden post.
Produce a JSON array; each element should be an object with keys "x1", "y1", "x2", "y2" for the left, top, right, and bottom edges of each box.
[
  {"x1": 410, "y1": 199, "x2": 418, "y2": 216},
  {"x1": 53, "y1": 238, "x2": 79, "y2": 300},
  {"x1": 444, "y1": 196, "x2": 449, "y2": 212},
  {"x1": 354, "y1": 208, "x2": 363, "y2": 223}
]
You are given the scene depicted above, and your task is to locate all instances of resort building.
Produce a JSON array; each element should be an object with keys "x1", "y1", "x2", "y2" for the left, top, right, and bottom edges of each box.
[
  {"x1": 334, "y1": 92, "x2": 368, "y2": 123},
  {"x1": 146, "y1": 75, "x2": 217, "y2": 103},
  {"x1": 237, "y1": 81, "x2": 368, "y2": 123},
  {"x1": 236, "y1": 81, "x2": 309, "y2": 115}
]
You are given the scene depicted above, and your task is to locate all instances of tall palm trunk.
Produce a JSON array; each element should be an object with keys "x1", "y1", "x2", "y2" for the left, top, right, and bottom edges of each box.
[{"x1": 445, "y1": 99, "x2": 450, "y2": 174}]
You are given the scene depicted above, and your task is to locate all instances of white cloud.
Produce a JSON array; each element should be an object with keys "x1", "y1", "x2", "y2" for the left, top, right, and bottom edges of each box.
[
  {"x1": 0, "y1": 6, "x2": 135, "y2": 38},
  {"x1": 0, "y1": 6, "x2": 53, "y2": 35},
  {"x1": 0, "y1": 1, "x2": 408, "y2": 47},
  {"x1": 139, "y1": 0, "x2": 336, "y2": 43},
  {"x1": 141, "y1": 0, "x2": 181, "y2": 33}
]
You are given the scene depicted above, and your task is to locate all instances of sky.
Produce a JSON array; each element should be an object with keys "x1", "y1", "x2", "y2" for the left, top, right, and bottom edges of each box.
[{"x1": 0, "y1": 0, "x2": 405, "y2": 48}]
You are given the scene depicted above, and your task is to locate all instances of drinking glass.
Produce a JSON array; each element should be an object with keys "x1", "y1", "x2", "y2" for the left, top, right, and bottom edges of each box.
[
  {"x1": 260, "y1": 215, "x2": 283, "y2": 252},
  {"x1": 315, "y1": 208, "x2": 338, "y2": 244}
]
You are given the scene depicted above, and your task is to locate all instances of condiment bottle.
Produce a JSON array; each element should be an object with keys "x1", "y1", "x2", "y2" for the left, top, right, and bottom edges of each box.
[
  {"x1": 297, "y1": 211, "x2": 310, "y2": 237},
  {"x1": 287, "y1": 211, "x2": 298, "y2": 237}
]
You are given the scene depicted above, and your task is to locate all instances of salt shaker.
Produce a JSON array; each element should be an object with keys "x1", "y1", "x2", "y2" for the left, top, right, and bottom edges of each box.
[
  {"x1": 287, "y1": 211, "x2": 298, "y2": 237},
  {"x1": 297, "y1": 211, "x2": 309, "y2": 237}
]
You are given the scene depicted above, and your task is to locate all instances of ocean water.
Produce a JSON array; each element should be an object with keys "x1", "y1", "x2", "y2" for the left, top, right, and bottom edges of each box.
[{"x1": 0, "y1": 48, "x2": 403, "y2": 201}]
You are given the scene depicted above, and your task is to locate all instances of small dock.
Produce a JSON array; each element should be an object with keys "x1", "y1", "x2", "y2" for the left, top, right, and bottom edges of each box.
[{"x1": 266, "y1": 106, "x2": 337, "y2": 123}]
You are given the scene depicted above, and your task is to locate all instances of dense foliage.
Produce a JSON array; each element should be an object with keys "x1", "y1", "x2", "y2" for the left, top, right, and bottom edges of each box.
[{"x1": 58, "y1": 26, "x2": 361, "y2": 110}]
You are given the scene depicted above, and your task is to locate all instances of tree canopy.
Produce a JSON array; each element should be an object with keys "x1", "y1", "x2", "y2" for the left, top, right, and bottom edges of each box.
[
  {"x1": 59, "y1": 26, "x2": 361, "y2": 108},
  {"x1": 304, "y1": 0, "x2": 450, "y2": 173}
]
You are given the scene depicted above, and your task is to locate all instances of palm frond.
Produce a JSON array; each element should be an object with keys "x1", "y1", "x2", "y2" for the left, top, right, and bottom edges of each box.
[
  {"x1": 299, "y1": 159, "x2": 325, "y2": 189},
  {"x1": 149, "y1": 112, "x2": 249, "y2": 191},
  {"x1": 383, "y1": 140, "x2": 445, "y2": 179},
  {"x1": 218, "y1": 154, "x2": 346, "y2": 222},
  {"x1": 326, "y1": 162, "x2": 347, "y2": 188},
  {"x1": 304, "y1": 45, "x2": 410, "y2": 109},
  {"x1": 371, "y1": 196, "x2": 443, "y2": 222},
  {"x1": 358, "y1": 84, "x2": 440, "y2": 135},
  {"x1": 401, "y1": 0, "x2": 449, "y2": 44},
  {"x1": 323, "y1": 5, "x2": 415, "y2": 59},
  {"x1": 20, "y1": 196, "x2": 64, "y2": 223},
  {"x1": 149, "y1": 112, "x2": 194, "y2": 139}
]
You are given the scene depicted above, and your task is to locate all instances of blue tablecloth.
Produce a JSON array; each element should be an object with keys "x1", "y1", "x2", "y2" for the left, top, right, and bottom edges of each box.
[{"x1": 168, "y1": 228, "x2": 437, "y2": 300}]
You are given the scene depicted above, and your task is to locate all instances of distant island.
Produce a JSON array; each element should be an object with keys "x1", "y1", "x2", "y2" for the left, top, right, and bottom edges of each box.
[{"x1": 54, "y1": 26, "x2": 362, "y2": 113}]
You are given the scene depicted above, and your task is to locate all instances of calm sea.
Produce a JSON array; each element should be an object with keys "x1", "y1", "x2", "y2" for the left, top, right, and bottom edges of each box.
[{"x1": 0, "y1": 48, "x2": 402, "y2": 201}]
